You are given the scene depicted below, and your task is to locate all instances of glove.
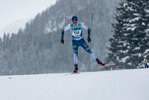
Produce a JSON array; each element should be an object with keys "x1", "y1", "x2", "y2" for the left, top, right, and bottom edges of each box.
[
  {"x1": 61, "y1": 39, "x2": 64, "y2": 44},
  {"x1": 87, "y1": 37, "x2": 91, "y2": 43}
]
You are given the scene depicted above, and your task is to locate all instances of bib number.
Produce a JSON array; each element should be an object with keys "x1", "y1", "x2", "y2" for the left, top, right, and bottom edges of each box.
[{"x1": 72, "y1": 30, "x2": 81, "y2": 36}]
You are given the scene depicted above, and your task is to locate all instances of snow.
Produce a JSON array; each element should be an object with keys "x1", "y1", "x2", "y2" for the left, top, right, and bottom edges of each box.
[
  {"x1": 120, "y1": 50, "x2": 128, "y2": 54},
  {"x1": 145, "y1": 9, "x2": 149, "y2": 13},
  {"x1": 0, "y1": 69, "x2": 149, "y2": 100},
  {"x1": 144, "y1": 49, "x2": 149, "y2": 58},
  {"x1": 146, "y1": 29, "x2": 149, "y2": 33},
  {"x1": 0, "y1": 19, "x2": 30, "y2": 38},
  {"x1": 129, "y1": 17, "x2": 141, "y2": 23},
  {"x1": 121, "y1": 56, "x2": 129, "y2": 63},
  {"x1": 144, "y1": 49, "x2": 149, "y2": 54},
  {"x1": 45, "y1": 18, "x2": 65, "y2": 33}
]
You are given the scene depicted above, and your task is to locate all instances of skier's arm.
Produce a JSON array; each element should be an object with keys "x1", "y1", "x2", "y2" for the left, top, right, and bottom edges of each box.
[
  {"x1": 61, "y1": 24, "x2": 70, "y2": 39},
  {"x1": 81, "y1": 22, "x2": 91, "y2": 42},
  {"x1": 82, "y1": 22, "x2": 91, "y2": 37},
  {"x1": 88, "y1": 28, "x2": 91, "y2": 38},
  {"x1": 61, "y1": 24, "x2": 70, "y2": 44}
]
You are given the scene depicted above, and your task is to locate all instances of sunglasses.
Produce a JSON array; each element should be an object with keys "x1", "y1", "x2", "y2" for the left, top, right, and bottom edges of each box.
[{"x1": 72, "y1": 19, "x2": 77, "y2": 23}]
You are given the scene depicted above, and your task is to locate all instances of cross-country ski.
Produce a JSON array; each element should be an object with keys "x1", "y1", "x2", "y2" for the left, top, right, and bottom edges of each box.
[
  {"x1": 98, "y1": 64, "x2": 116, "y2": 69},
  {"x1": 65, "y1": 72, "x2": 80, "y2": 76}
]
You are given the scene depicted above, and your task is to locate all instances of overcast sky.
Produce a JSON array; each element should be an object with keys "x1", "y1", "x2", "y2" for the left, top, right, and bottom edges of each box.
[{"x1": 0, "y1": 0, "x2": 56, "y2": 29}]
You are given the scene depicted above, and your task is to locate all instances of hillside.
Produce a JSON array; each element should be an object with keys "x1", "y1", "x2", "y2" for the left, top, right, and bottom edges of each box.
[
  {"x1": 0, "y1": 0, "x2": 120, "y2": 75},
  {"x1": 0, "y1": 69, "x2": 149, "y2": 100},
  {"x1": 0, "y1": 19, "x2": 29, "y2": 37}
]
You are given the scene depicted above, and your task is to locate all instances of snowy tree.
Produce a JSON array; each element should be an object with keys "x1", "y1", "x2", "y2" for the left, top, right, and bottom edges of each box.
[
  {"x1": 142, "y1": 0, "x2": 149, "y2": 61},
  {"x1": 107, "y1": 0, "x2": 149, "y2": 69}
]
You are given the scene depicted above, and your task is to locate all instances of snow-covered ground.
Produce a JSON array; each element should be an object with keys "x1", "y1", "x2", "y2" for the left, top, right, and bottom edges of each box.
[{"x1": 0, "y1": 69, "x2": 149, "y2": 100}]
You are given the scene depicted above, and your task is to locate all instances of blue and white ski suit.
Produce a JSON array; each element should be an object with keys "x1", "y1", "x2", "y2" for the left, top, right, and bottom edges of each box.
[{"x1": 61, "y1": 21, "x2": 97, "y2": 65}]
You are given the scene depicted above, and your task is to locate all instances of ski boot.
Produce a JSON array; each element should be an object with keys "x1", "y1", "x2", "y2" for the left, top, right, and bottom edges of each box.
[
  {"x1": 73, "y1": 64, "x2": 78, "y2": 73},
  {"x1": 96, "y1": 58, "x2": 105, "y2": 66}
]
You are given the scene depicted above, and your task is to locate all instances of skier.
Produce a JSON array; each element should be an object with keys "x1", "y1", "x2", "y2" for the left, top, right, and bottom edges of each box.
[
  {"x1": 61, "y1": 16, "x2": 105, "y2": 73},
  {"x1": 145, "y1": 60, "x2": 149, "y2": 68}
]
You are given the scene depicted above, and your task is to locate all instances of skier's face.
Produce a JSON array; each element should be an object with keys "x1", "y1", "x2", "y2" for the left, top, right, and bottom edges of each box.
[
  {"x1": 72, "y1": 19, "x2": 77, "y2": 22},
  {"x1": 73, "y1": 21, "x2": 77, "y2": 26}
]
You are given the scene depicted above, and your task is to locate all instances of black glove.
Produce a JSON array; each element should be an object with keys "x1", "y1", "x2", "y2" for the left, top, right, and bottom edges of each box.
[
  {"x1": 87, "y1": 37, "x2": 91, "y2": 43},
  {"x1": 61, "y1": 39, "x2": 64, "y2": 44}
]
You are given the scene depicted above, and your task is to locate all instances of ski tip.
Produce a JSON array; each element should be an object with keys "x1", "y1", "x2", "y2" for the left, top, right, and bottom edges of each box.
[
  {"x1": 98, "y1": 63, "x2": 116, "y2": 69},
  {"x1": 65, "y1": 74, "x2": 67, "y2": 76},
  {"x1": 71, "y1": 72, "x2": 79, "y2": 74},
  {"x1": 65, "y1": 72, "x2": 79, "y2": 76}
]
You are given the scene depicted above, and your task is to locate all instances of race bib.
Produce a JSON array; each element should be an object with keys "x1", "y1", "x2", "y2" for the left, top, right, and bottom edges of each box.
[{"x1": 72, "y1": 30, "x2": 81, "y2": 37}]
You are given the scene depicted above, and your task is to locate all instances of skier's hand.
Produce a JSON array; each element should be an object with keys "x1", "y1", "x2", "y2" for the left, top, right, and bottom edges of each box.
[
  {"x1": 61, "y1": 39, "x2": 64, "y2": 44},
  {"x1": 87, "y1": 37, "x2": 91, "y2": 43}
]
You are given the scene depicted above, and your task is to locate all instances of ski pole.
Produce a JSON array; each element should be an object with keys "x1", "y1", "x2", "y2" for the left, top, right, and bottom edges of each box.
[
  {"x1": 91, "y1": 10, "x2": 94, "y2": 32},
  {"x1": 65, "y1": 16, "x2": 67, "y2": 26}
]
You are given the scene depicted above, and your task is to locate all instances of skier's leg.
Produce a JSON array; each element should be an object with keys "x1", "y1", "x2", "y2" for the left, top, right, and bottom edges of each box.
[
  {"x1": 73, "y1": 52, "x2": 78, "y2": 73},
  {"x1": 72, "y1": 40, "x2": 79, "y2": 73},
  {"x1": 80, "y1": 38, "x2": 97, "y2": 59},
  {"x1": 73, "y1": 51, "x2": 78, "y2": 66},
  {"x1": 81, "y1": 38, "x2": 105, "y2": 65}
]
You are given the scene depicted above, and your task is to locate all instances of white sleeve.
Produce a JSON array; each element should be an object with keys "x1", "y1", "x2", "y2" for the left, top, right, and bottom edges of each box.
[
  {"x1": 81, "y1": 22, "x2": 88, "y2": 31},
  {"x1": 64, "y1": 24, "x2": 70, "y2": 32}
]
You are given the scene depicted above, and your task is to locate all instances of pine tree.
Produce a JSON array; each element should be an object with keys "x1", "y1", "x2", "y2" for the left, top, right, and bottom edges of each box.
[
  {"x1": 141, "y1": 0, "x2": 149, "y2": 67},
  {"x1": 107, "y1": 0, "x2": 149, "y2": 69}
]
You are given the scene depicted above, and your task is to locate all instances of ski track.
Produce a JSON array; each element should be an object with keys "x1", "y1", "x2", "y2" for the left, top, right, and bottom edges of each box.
[{"x1": 0, "y1": 69, "x2": 149, "y2": 100}]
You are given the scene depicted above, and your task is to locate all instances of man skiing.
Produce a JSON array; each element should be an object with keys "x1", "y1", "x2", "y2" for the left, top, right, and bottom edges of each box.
[{"x1": 61, "y1": 16, "x2": 105, "y2": 73}]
